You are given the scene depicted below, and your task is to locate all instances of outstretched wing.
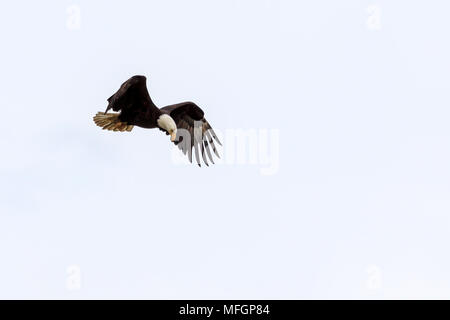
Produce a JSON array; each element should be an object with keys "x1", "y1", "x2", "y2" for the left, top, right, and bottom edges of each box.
[
  {"x1": 105, "y1": 75, "x2": 158, "y2": 122},
  {"x1": 160, "y1": 102, "x2": 222, "y2": 166}
]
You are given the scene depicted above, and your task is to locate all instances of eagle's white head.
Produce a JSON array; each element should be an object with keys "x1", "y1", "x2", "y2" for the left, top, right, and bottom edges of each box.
[{"x1": 157, "y1": 114, "x2": 177, "y2": 142}]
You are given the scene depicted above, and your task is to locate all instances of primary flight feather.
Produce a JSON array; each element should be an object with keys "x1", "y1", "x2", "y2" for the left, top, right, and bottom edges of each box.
[{"x1": 93, "y1": 75, "x2": 221, "y2": 166}]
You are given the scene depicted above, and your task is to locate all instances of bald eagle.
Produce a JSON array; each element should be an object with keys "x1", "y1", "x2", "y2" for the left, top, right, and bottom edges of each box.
[{"x1": 93, "y1": 75, "x2": 221, "y2": 166}]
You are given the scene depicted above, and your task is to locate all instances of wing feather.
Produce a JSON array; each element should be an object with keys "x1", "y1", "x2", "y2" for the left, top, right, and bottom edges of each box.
[
  {"x1": 205, "y1": 130, "x2": 220, "y2": 158},
  {"x1": 160, "y1": 102, "x2": 221, "y2": 166},
  {"x1": 203, "y1": 139, "x2": 214, "y2": 164},
  {"x1": 103, "y1": 75, "x2": 160, "y2": 126}
]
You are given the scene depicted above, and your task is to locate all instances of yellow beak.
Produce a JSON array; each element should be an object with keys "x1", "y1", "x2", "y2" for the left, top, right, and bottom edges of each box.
[{"x1": 170, "y1": 131, "x2": 177, "y2": 142}]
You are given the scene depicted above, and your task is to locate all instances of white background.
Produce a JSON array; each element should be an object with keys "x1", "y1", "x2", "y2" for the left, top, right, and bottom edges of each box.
[{"x1": 1, "y1": 0, "x2": 450, "y2": 299}]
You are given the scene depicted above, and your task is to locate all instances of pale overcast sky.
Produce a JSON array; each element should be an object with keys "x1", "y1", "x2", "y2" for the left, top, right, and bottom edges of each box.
[{"x1": 1, "y1": 1, "x2": 450, "y2": 299}]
